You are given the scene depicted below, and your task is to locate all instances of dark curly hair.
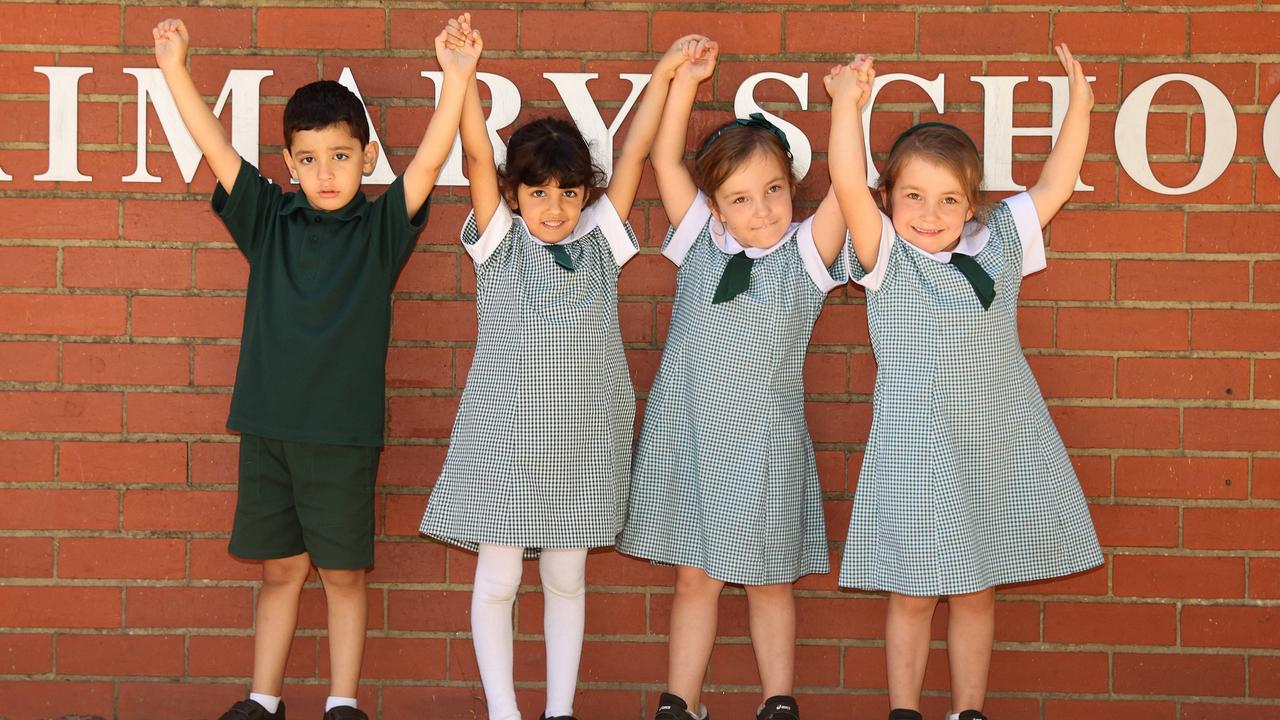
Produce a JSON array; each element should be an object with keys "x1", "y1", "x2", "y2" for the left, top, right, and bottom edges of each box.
[
  {"x1": 283, "y1": 80, "x2": 370, "y2": 150},
  {"x1": 498, "y1": 117, "x2": 605, "y2": 206}
]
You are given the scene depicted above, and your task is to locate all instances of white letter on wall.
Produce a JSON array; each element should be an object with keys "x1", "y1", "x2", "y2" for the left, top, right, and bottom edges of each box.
[
  {"x1": 1115, "y1": 73, "x2": 1236, "y2": 195},
  {"x1": 1262, "y1": 91, "x2": 1280, "y2": 181},
  {"x1": 545, "y1": 72, "x2": 648, "y2": 183},
  {"x1": 35, "y1": 66, "x2": 93, "y2": 182},
  {"x1": 337, "y1": 67, "x2": 395, "y2": 184},
  {"x1": 735, "y1": 72, "x2": 812, "y2": 180},
  {"x1": 973, "y1": 75, "x2": 1094, "y2": 192},
  {"x1": 863, "y1": 73, "x2": 945, "y2": 187}
]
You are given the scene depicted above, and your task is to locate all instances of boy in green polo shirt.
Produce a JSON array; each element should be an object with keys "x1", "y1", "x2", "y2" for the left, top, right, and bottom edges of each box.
[{"x1": 153, "y1": 14, "x2": 482, "y2": 720}]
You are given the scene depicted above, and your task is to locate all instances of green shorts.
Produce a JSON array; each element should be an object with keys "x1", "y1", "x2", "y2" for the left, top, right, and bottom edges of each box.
[{"x1": 229, "y1": 433, "x2": 381, "y2": 569}]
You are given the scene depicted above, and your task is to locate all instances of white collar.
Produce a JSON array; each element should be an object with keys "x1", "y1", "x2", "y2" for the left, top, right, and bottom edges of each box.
[
  {"x1": 709, "y1": 215, "x2": 797, "y2": 259},
  {"x1": 901, "y1": 219, "x2": 991, "y2": 262},
  {"x1": 520, "y1": 201, "x2": 597, "y2": 247}
]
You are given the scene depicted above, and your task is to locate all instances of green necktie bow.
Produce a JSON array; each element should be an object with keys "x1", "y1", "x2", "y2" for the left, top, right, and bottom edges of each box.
[
  {"x1": 712, "y1": 251, "x2": 754, "y2": 304},
  {"x1": 544, "y1": 243, "x2": 576, "y2": 272},
  {"x1": 948, "y1": 252, "x2": 995, "y2": 310}
]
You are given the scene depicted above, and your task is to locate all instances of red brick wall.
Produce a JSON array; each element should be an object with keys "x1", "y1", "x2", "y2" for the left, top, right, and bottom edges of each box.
[{"x1": 1, "y1": 2, "x2": 1278, "y2": 719}]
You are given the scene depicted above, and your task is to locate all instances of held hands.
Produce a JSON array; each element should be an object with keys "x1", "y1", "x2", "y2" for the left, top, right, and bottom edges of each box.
[
  {"x1": 655, "y1": 34, "x2": 711, "y2": 81},
  {"x1": 1055, "y1": 43, "x2": 1093, "y2": 113},
  {"x1": 152, "y1": 18, "x2": 189, "y2": 73},
  {"x1": 438, "y1": 12, "x2": 483, "y2": 75},
  {"x1": 824, "y1": 54, "x2": 875, "y2": 110},
  {"x1": 675, "y1": 35, "x2": 719, "y2": 84}
]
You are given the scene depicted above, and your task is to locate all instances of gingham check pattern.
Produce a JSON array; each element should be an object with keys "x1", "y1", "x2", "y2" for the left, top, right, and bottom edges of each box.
[
  {"x1": 420, "y1": 201, "x2": 637, "y2": 556},
  {"x1": 839, "y1": 195, "x2": 1103, "y2": 596},
  {"x1": 617, "y1": 209, "x2": 846, "y2": 585}
]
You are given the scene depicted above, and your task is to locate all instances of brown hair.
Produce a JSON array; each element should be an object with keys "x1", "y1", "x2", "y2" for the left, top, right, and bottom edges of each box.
[
  {"x1": 693, "y1": 123, "x2": 795, "y2": 200},
  {"x1": 497, "y1": 116, "x2": 606, "y2": 206},
  {"x1": 879, "y1": 123, "x2": 986, "y2": 221}
]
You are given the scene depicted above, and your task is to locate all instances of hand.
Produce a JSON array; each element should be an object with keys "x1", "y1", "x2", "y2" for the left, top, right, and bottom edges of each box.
[
  {"x1": 437, "y1": 12, "x2": 482, "y2": 74},
  {"x1": 655, "y1": 34, "x2": 708, "y2": 81},
  {"x1": 675, "y1": 36, "x2": 719, "y2": 83},
  {"x1": 824, "y1": 54, "x2": 875, "y2": 109},
  {"x1": 1055, "y1": 43, "x2": 1093, "y2": 113},
  {"x1": 152, "y1": 18, "x2": 189, "y2": 72}
]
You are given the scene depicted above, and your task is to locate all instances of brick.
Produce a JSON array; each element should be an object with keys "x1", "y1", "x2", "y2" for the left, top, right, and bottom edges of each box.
[
  {"x1": 811, "y1": 304, "x2": 869, "y2": 346},
  {"x1": 59, "y1": 537, "x2": 186, "y2": 580},
  {"x1": 0, "y1": 198, "x2": 117, "y2": 239},
  {"x1": 366, "y1": 540, "x2": 446, "y2": 584},
  {"x1": 920, "y1": 13, "x2": 1048, "y2": 54},
  {"x1": 125, "y1": 391, "x2": 231, "y2": 435},
  {"x1": 1053, "y1": 13, "x2": 1186, "y2": 54},
  {"x1": 1115, "y1": 456, "x2": 1247, "y2": 500},
  {"x1": 123, "y1": 199, "x2": 228, "y2": 243},
  {"x1": 396, "y1": 251, "x2": 458, "y2": 294},
  {"x1": 131, "y1": 296, "x2": 245, "y2": 339},
  {"x1": 1090, "y1": 504, "x2": 1179, "y2": 548},
  {"x1": 62, "y1": 342, "x2": 190, "y2": 387},
  {"x1": 57, "y1": 633, "x2": 184, "y2": 676},
  {"x1": 257, "y1": 8, "x2": 384, "y2": 50},
  {"x1": 1027, "y1": 355, "x2": 1113, "y2": 399},
  {"x1": 1185, "y1": 508, "x2": 1280, "y2": 550},
  {"x1": 1188, "y1": 211, "x2": 1280, "y2": 253},
  {"x1": 1057, "y1": 308, "x2": 1188, "y2": 351},
  {"x1": 125, "y1": 586, "x2": 251, "y2": 628},
  {"x1": 1116, "y1": 260, "x2": 1248, "y2": 302},
  {"x1": 388, "y1": 590, "x2": 471, "y2": 632},
  {"x1": 1120, "y1": 163, "x2": 1253, "y2": 206},
  {"x1": 1051, "y1": 209, "x2": 1184, "y2": 253},
  {"x1": 653, "y1": 11, "x2": 783, "y2": 54},
  {"x1": 0, "y1": 341, "x2": 58, "y2": 382},
  {"x1": 390, "y1": 9, "x2": 517, "y2": 51},
  {"x1": 0, "y1": 294, "x2": 126, "y2": 336},
  {"x1": 1118, "y1": 357, "x2": 1249, "y2": 400},
  {"x1": 189, "y1": 538, "x2": 259, "y2": 581},
  {"x1": 1192, "y1": 309, "x2": 1280, "y2": 352},
  {"x1": 64, "y1": 247, "x2": 191, "y2": 290},
  {"x1": 0, "y1": 488, "x2": 118, "y2": 530},
  {"x1": 1255, "y1": 556, "x2": 1280, "y2": 600},
  {"x1": 192, "y1": 249, "x2": 246, "y2": 290},
  {"x1": 1183, "y1": 605, "x2": 1280, "y2": 649},
  {"x1": 191, "y1": 441, "x2": 238, "y2": 485},
  {"x1": 989, "y1": 649, "x2": 1108, "y2": 693},
  {"x1": 193, "y1": 344, "x2": 239, "y2": 386},
  {"x1": 0, "y1": 634, "x2": 52, "y2": 674},
  {"x1": 0, "y1": 3, "x2": 119, "y2": 46},
  {"x1": 387, "y1": 395, "x2": 459, "y2": 440},
  {"x1": 1116, "y1": 652, "x2": 1244, "y2": 696},
  {"x1": 0, "y1": 391, "x2": 121, "y2": 433},
  {"x1": 1045, "y1": 602, "x2": 1176, "y2": 645},
  {"x1": 0, "y1": 586, "x2": 121, "y2": 628},
  {"x1": 187, "y1": 635, "x2": 318, "y2": 678},
  {"x1": 1253, "y1": 655, "x2": 1280, "y2": 697},
  {"x1": 1191, "y1": 12, "x2": 1280, "y2": 53},
  {"x1": 0, "y1": 537, "x2": 53, "y2": 578},
  {"x1": 785, "y1": 12, "x2": 915, "y2": 54},
  {"x1": 1186, "y1": 408, "x2": 1280, "y2": 452},
  {"x1": 1045, "y1": 699, "x2": 1176, "y2": 720},
  {"x1": 806, "y1": 401, "x2": 871, "y2": 444},
  {"x1": 392, "y1": 299, "x2": 476, "y2": 341},
  {"x1": 1072, "y1": 453, "x2": 1112, "y2": 498},
  {"x1": 379, "y1": 444, "x2": 447, "y2": 487},
  {"x1": 123, "y1": 488, "x2": 234, "y2": 532},
  {"x1": 0, "y1": 52, "x2": 56, "y2": 94},
  {"x1": 298, "y1": 587, "x2": 383, "y2": 630},
  {"x1": 387, "y1": 347, "x2": 453, "y2": 388},
  {"x1": 123, "y1": 6, "x2": 251, "y2": 48},
  {"x1": 618, "y1": 254, "x2": 678, "y2": 297},
  {"x1": 0, "y1": 681, "x2": 113, "y2": 718},
  {"x1": 1021, "y1": 259, "x2": 1111, "y2": 301},
  {"x1": 1257, "y1": 261, "x2": 1280, "y2": 303},
  {"x1": 521, "y1": 10, "x2": 646, "y2": 52},
  {"x1": 383, "y1": 492, "x2": 433, "y2": 537},
  {"x1": 61, "y1": 441, "x2": 187, "y2": 485},
  {"x1": 117, "y1": 682, "x2": 248, "y2": 719},
  {"x1": 1113, "y1": 554, "x2": 1245, "y2": 598},
  {"x1": 0, "y1": 246, "x2": 56, "y2": 287},
  {"x1": 1051, "y1": 406, "x2": 1180, "y2": 450}
]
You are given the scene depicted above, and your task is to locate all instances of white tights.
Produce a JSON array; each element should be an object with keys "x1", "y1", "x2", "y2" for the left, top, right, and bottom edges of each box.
[{"x1": 472, "y1": 544, "x2": 587, "y2": 720}]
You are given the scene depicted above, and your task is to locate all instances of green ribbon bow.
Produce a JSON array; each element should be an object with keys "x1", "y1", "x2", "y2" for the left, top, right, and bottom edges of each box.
[
  {"x1": 712, "y1": 251, "x2": 754, "y2": 304},
  {"x1": 544, "y1": 243, "x2": 576, "y2": 272},
  {"x1": 948, "y1": 252, "x2": 995, "y2": 310}
]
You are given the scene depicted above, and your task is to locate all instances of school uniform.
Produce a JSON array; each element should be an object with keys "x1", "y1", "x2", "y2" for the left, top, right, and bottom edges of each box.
[
  {"x1": 617, "y1": 194, "x2": 847, "y2": 585},
  {"x1": 420, "y1": 198, "x2": 638, "y2": 556},
  {"x1": 838, "y1": 193, "x2": 1103, "y2": 597}
]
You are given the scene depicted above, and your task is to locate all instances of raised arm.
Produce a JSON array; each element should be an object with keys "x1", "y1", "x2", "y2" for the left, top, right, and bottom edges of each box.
[
  {"x1": 1027, "y1": 43, "x2": 1093, "y2": 227},
  {"x1": 603, "y1": 35, "x2": 699, "y2": 219},
  {"x1": 153, "y1": 19, "x2": 242, "y2": 193},
  {"x1": 825, "y1": 55, "x2": 882, "y2": 271},
  {"x1": 650, "y1": 38, "x2": 718, "y2": 229},
  {"x1": 401, "y1": 14, "x2": 482, "y2": 218}
]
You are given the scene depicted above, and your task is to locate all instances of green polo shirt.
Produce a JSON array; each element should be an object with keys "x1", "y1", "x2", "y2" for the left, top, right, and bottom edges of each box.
[{"x1": 212, "y1": 159, "x2": 428, "y2": 447}]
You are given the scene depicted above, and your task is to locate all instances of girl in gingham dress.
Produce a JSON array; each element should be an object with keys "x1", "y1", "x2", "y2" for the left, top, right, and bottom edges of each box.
[
  {"x1": 616, "y1": 40, "x2": 849, "y2": 720},
  {"x1": 419, "y1": 17, "x2": 707, "y2": 720},
  {"x1": 827, "y1": 52, "x2": 1103, "y2": 720}
]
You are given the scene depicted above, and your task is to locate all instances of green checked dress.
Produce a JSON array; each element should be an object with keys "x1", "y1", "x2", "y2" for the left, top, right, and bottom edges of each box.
[
  {"x1": 839, "y1": 193, "x2": 1103, "y2": 597},
  {"x1": 420, "y1": 199, "x2": 638, "y2": 557},
  {"x1": 617, "y1": 194, "x2": 847, "y2": 585}
]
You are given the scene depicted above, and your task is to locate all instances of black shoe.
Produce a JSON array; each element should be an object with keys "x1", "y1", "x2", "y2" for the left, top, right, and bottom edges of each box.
[
  {"x1": 322, "y1": 707, "x2": 367, "y2": 720},
  {"x1": 220, "y1": 700, "x2": 285, "y2": 720},
  {"x1": 757, "y1": 695, "x2": 799, "y2": 720},
  {"x1": 538, "y1": 715, "x2": 578, "y2": 720},
  {"x1": 655, "y1": 692, "x2": 706, "y2": 720},
  {"x1": 887, "y1": 711, "x2": 923, "y2": 720},
  {"x1": 957, "y1": 712, "x2": 987, "y2": 720}
]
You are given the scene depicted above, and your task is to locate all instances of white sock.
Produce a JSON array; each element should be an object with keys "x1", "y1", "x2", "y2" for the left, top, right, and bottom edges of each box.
[
  {"x1": 248, "y1": 693, "x2": 281, "y2": 714},
  {"x1": 946, "y1": 713, "x2": 962, "y2": 720},
  {"x1": 540, "y1": 548, "x2": 587, "y2": 718},
  {"x1": 325, "y1": 696, "x2": 357, "y2": 712},
  {"x1": 472, "y1": 544, "x2": 525, "y2": 720}
]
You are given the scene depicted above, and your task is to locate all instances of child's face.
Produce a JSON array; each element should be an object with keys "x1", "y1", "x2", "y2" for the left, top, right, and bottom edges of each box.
[
  {"x1": 511, "y1": 180, "x2": 588, "y2": 244},
  {"x1": 885, "y1": 156, "x2": 974, "y2": 254},
  {"x1": 282, "y1": 123, "x2": 378, "y2": 212},
  {"x1": 708, "y1": 150, "x2": 793, "y2": 249}
]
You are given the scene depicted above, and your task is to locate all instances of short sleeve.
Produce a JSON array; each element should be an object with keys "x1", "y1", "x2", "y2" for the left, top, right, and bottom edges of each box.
[
  {"x1": 462, "y1": 200, "x2": 515, "y2": 266},
  {"x1": 585, "y1": 198, "x2": 639, "y2": 267},
  {"x1": 211, "y1": 158, "x2": 282, "y2": 262},
  {"x1": 369, "y1": 174, "x2": 430, "y2": 275},
  {"x1": 661, "y1": 192, "x2": 713, "y2": 267},
  {"x1": 1002, "y1": 192, "x2": 1046, "y2": 276},
  {"x1": 848, "y1": 211, "x2": 896, "y2": 292},
  {"x1": 794, "y1": 216, "x2": 848, "y2": 293}
]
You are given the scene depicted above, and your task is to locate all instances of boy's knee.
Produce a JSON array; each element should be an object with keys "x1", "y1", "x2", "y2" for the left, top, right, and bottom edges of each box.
[
  {"x1": 317, "y1": 567, "x2": 367, "y2": 592},
  {"x1": 263, "y1": 553, "x2": 312, "y2": 587}
]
